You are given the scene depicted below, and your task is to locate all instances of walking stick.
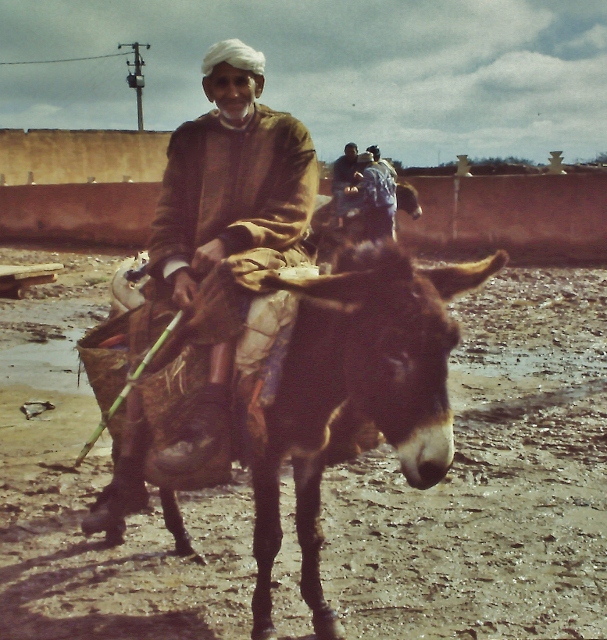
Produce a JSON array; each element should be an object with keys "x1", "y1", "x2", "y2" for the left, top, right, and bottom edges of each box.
[{"x1": 73, "y1": 310, "x2": 184, "y2": 468}]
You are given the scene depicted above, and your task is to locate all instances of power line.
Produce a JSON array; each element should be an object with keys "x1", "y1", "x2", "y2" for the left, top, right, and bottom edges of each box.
[{"x1": 0, "y1": 52, "x2": 130, "y2": 66}]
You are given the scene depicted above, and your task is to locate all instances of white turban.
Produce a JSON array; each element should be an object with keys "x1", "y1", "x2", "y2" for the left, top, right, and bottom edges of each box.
[{"x1": 201, "y1": 39, "x2": 266, "y2": 76}]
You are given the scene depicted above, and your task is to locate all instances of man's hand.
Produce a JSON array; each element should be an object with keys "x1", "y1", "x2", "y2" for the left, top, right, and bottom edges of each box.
[
  {"x1": 191, "y1": 238, "x2": 226, "y2": 276},
  {"x1": 171, "y1": 239, "x2": 227, "y2": 309},
  {"x1": 172, "y1": 269, "x2": 198, "y2": 309}
]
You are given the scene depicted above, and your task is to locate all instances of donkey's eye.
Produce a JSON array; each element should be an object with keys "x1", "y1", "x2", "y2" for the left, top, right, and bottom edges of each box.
[
  {"x1": 386, "y1": 351, "x2": 412, "y2": 384},
  {"x1": 388, "y1": 350, "x2": 411, "y2": 368}
]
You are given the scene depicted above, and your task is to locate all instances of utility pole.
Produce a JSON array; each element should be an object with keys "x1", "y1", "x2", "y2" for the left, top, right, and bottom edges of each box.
[{"x1": 118, "y1": 42, "x2": 150, "y2": 131}]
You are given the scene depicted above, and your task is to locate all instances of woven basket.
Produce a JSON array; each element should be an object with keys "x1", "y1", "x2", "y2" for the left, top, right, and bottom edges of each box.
[
  {"x1": 77, "y1": 313, "x2": 132, "y2": 448},
  {"x1": 77, "y1": 315, "x2": 232, "y2": 490},
  {"x1": 140, "y1": 342, "x2": 232, "y2": 491}
]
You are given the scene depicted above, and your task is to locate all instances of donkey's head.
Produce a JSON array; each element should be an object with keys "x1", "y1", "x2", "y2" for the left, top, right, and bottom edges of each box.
[
  {"x1": 396, "y1": 181, "x2": 422, "y2": 219},
  {"x1": 264, "y1": 241, "x2": 508, "y2": 490}
]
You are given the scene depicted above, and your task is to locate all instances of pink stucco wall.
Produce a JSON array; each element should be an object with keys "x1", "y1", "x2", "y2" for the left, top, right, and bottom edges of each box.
[
  {"x1": 398, "y1": 173, "x2": 607, "y2": 259},
  {"x1": 0, "y1": 183, "x2": 161, "y2": 246},
  {"x1": 1, "y1": 174, "x2": 606, "y2": 259}
]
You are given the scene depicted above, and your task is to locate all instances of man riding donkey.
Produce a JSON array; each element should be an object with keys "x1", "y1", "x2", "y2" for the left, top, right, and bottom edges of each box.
[
  {"x1": 81, "y1": 39, "x2": 319, "y2": 537},
  {"x1": 344, "y1": 147, "x2": 398, "y2": 242}
]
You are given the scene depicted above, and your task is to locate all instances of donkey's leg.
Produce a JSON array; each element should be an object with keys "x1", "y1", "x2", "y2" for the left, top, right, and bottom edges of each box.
[
  {"x1": 251, "y1": 457, "x2": 283, "y2": 640},
  {"x1": 159, "y1": 487, "x2": 198, "y2": 559},
  {"x1": 293, "y1": 456, "x2": 346, "y2": 640}
]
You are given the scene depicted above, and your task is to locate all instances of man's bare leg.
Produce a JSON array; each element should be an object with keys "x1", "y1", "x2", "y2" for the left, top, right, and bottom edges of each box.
[{"x1": 208, "y1": 340, "x2": 234, "y2": 384}]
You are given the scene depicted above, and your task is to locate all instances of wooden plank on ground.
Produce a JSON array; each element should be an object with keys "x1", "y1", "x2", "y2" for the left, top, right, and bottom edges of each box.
[
  {"x1": 0, "y1": 263, "x2": 64, "y2": 299},
  {"x1": 0, "y1": 263, "x2": 64, "y2": 279}
]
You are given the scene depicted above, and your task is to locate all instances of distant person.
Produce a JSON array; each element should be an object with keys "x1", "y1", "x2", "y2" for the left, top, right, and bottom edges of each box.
[
  {"x1": 366, "y1": 145, "x2": 398, "y2": 178},
  {"x1": 332, "y1": 142, "x2": 360, "y2": 223},
  {"x1": 345, "y1": 150, "x2": 397, "y2": 242},
  {"x1": 366, "y1": 146, "x2": 422, "y2": 221}
]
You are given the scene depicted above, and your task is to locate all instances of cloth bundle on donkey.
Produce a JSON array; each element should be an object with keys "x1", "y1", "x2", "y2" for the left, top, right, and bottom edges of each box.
[{"x1": 78, "y1": 248, "x2": 318, "y2": 491}]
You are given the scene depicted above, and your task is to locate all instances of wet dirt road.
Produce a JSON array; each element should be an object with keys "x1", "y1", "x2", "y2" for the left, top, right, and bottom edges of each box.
[{"x1": 1, "y1": 244, "x2": 606, "y2": 640}]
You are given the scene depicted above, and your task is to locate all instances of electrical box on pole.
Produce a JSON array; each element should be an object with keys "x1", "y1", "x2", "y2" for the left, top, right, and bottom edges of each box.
[{"x1": 118, "y1": 42, "x2": 150, "y2": 131}]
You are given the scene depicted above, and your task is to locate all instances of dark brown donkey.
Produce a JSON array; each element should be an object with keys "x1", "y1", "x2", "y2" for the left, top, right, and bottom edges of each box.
[
  {"x1": 243, "y1": 243, "x2": 507, "y2": 639},
  {"x1": 94, "y1": 241, "x2": 508, "y2": 640}
]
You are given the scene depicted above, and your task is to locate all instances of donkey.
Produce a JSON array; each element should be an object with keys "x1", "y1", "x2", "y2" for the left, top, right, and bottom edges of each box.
[
  {"x1": 167, "y1": 243, "x2": 506, "y2": 639},
  {"x1": 243, "y1": 243, "x2": 506, "y2": 639},
  {"x1": 90, "y1": 241, "x2": 507, "y2": 640}
]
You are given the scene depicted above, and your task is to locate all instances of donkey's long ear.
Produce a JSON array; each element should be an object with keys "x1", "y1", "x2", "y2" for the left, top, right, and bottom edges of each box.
[
  {"x1": 262, "y1": 269, "x2": 379, "y2": 303},
  {"x1": 420, "y1": 250, "x2": 509, "y2": 301}
]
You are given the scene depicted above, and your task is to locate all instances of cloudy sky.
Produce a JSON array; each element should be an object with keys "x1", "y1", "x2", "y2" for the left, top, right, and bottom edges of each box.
[{"x1": 1, "y1": 0, "x2": 607, "y2": 167}]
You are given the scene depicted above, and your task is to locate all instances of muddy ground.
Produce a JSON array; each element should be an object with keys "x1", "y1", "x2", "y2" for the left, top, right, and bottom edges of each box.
[{"x1": 1, "y1": 243, "x2": 606, "y2": 640}]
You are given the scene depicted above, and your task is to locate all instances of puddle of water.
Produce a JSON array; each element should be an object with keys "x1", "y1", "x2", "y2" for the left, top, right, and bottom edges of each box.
[
  {"x1": 451, "y1": 345, "x2": 607, "y2": 383},
  {"x1": 0, "y1": 330, "x2": 93, "y2": 396}
]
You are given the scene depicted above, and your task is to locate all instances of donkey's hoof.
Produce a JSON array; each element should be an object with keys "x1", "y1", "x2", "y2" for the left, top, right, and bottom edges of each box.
[
  {"x1": 174, "y1": 534, "x2": 196, "y2": 557},
  {"x1": 81, "y1": 503, "x2": 125, "y2": 539},
  {"x1": 174, "y1": 543, "x2": 205, "y2": 565},
  {"x1": 104, "y1": 527, "x2": 125, "y2": 547},
  {"x1": 251, "y1": 622, "x2": 278, "y2": 640},
  {"x1": 313, "y1": 608, "x2": 346, "y2": 640}
]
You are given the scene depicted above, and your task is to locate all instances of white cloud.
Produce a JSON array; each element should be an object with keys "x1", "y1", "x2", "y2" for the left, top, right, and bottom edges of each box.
[{"x1": 564, "y1": 24, "x2": 607, "y2": 52}]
